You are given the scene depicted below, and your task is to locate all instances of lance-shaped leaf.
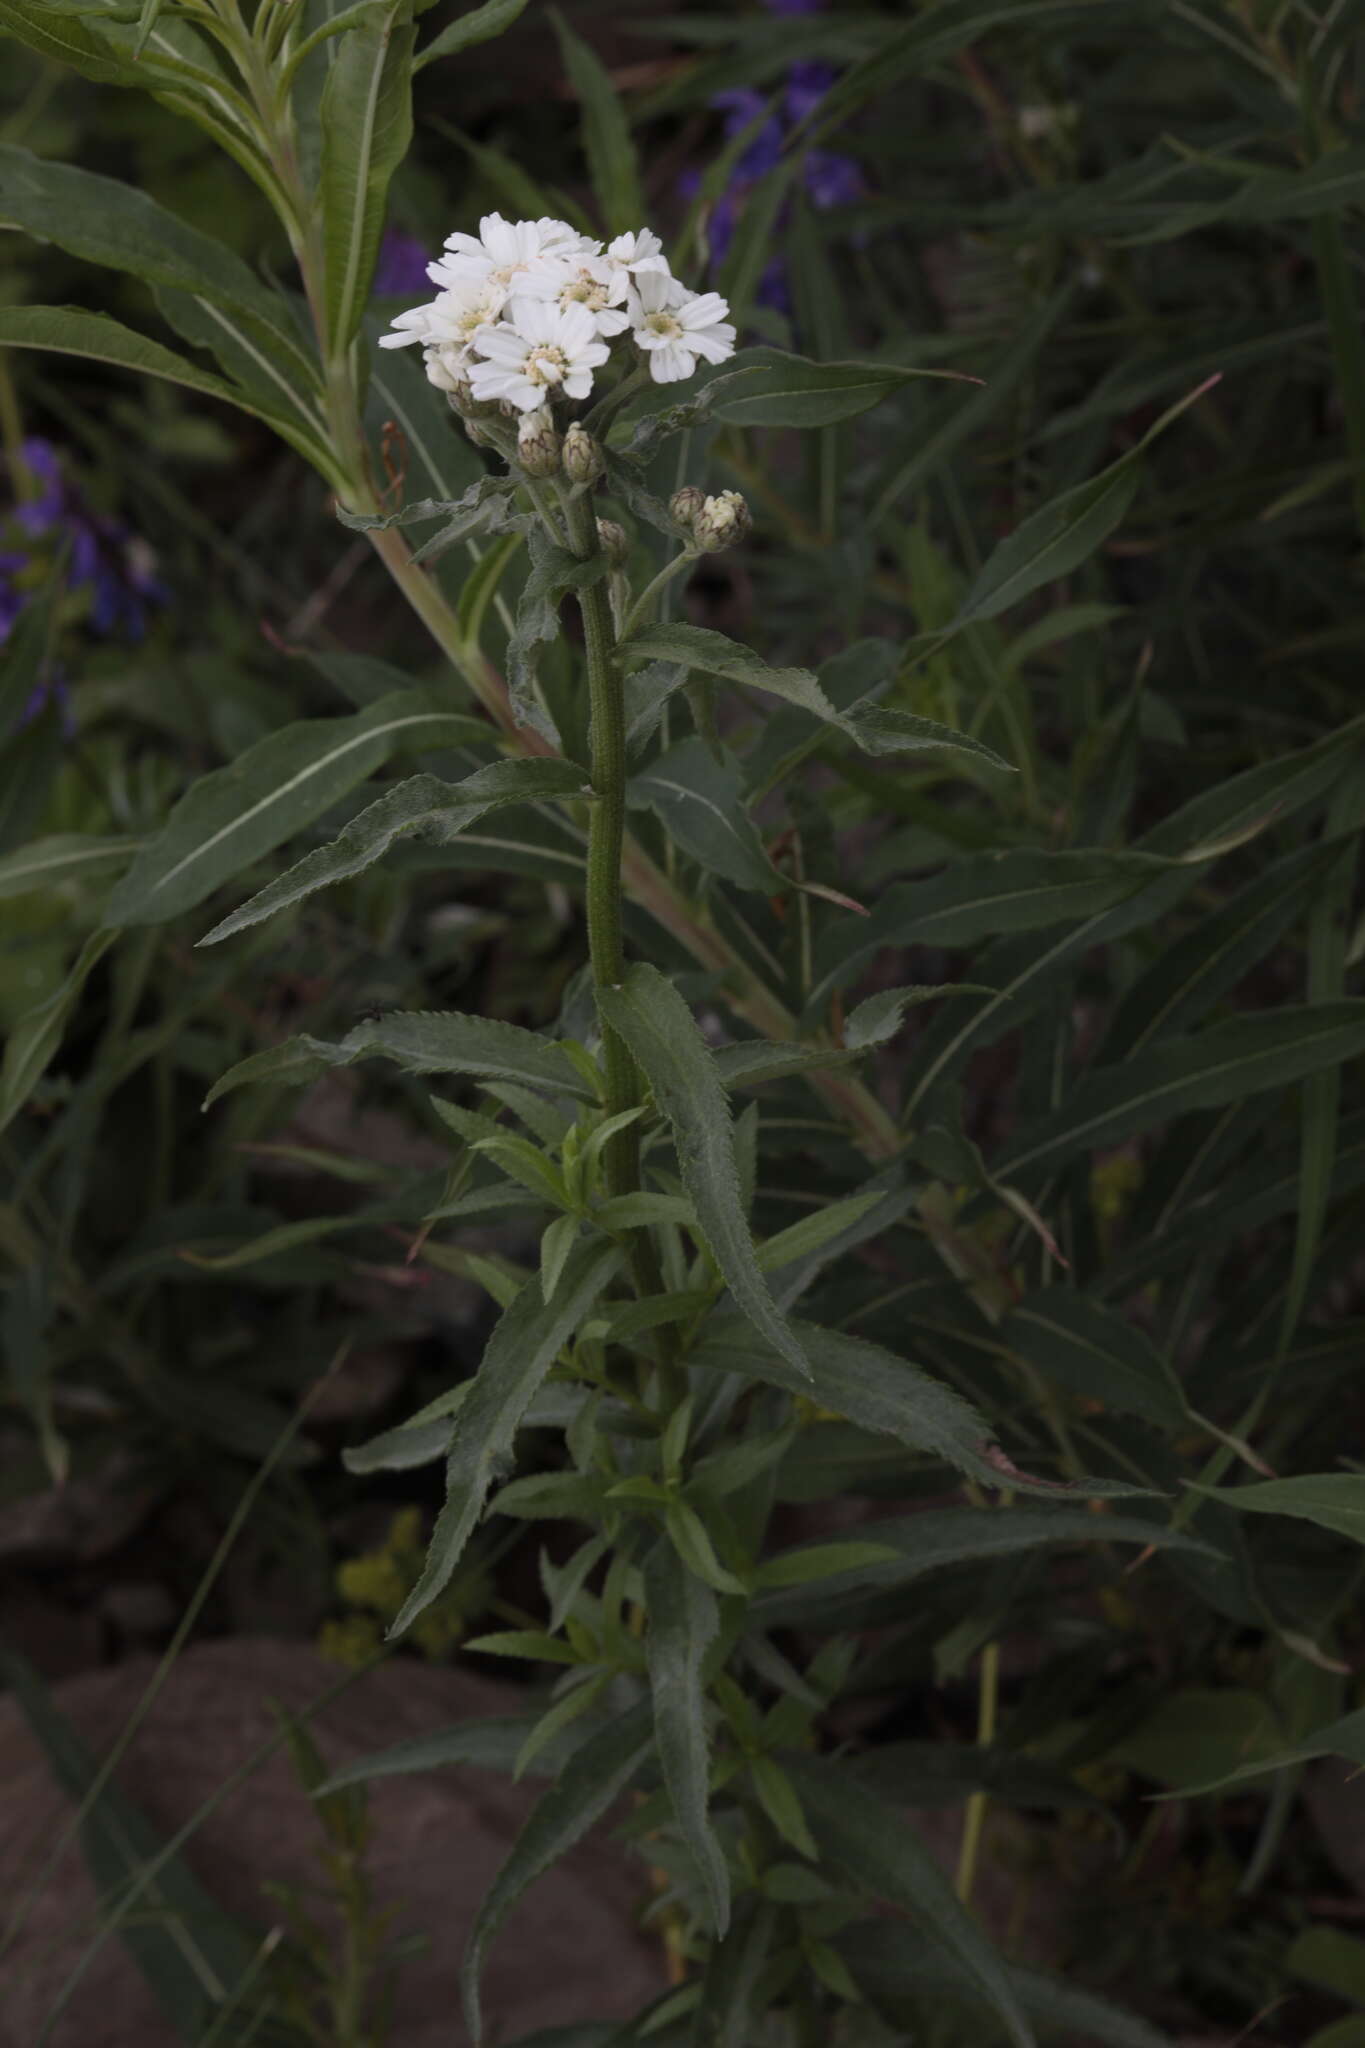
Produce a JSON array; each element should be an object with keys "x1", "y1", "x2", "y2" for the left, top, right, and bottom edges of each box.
[
  {"x1": 0, "y1": 1648, "x2": 260, "y2": 2038},
  {"x1": 318, "y1": 4, "x2": 415, "y2": 353},
  {"x1": 841, "y1": 1919, "x2": 1176, "y2": 2048},
  {"x1": 509, "y1": 528, "x2": 609, "y2": 740},
  {"x1": 337, "y1": 474, "x2": 528, "y2": 560},
  {"x1": 706, "y1": 346, "x2": 980, "y2": 429},
  {"x1": 200, "y1": 760, "x2": 591, "y2": 944},
  {"x1": 804, "y1": 848, "x2": 1159, "y2": 1021},
  {"x1": 753, "y1": 1508, "x2": 1212, "y2": 1632},
  {"x1": 0, "y1": 147, "x2": 306, "y2": 346},
  {"x1": 0, "y1": 931, "x2": 118, "y2": 1136},
  {"x1": 0, "y1": 304, "x2": 276, "y2": 417},
  {"x1": 551, "y1": 7, "x2": 644, "y2": 235},
  {"x1": 628, "y1": 740, "x2": 781, "y2": 893},
  {"x1": 996, "y1": 1002, "x2": 1365, "y2": 1179},
  {"x1": 1003, "y1": 1289, "x2": 1188, "y2": 1431},
  {"x1": 948, "y1": 375, "x2": 1217, "y2": 630},
  {"x1": 1157, "y1": 1705, "x2": 1365, "y2": 1800},
  {"x1": 104, "y1": 693, "x2": 489, "y2": 927},
  {"x1": 416, "y1": 0, "x2": 529, "y2": 69},
  {"x1": 204, "y1": 1009, "x2": 597, "y2": 1109},
  {"x1": 689, "y1": 1314, "x2": 1139, "y2": 1501},
  {"x1": 644, "y1": 1543, "x2": 729, "y2": 1935},
  {"x1": 621, "y1": 622, "x2": 1007, "y2": 769},
  {"x1": 315, "y1": 1711, "x2": 604, "y2": 1796},
  {"x1": 788, "y1": 1760, "x2": 1035, "y2": 2048},
  {"x1": 599, "y1": 964, "x2": 810, "y2": 1382},
  {"x1": 463, "y1": 1699, "x2": 654, "y2": 2043},
  {"x1": 1187, "y1": 1475, "x2": 1365, "y2": 1545},
  {"x1": 717, "y1": 983, "x2": 996, "y2": 1091},
  {"x1": 389, "y1": 1240, "x2": 620, "y2": 1639},
  {"x1": 0, "y1": 834, "x2": 138, "y2": 902}
]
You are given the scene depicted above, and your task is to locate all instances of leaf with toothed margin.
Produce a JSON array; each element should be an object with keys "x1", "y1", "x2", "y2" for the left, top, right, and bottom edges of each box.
[
  {"x1": 203, "y1": 1009, "x2": 596, "y2": 1109},
  {"x1": 598, "y1": 963, "x2": 811, "y2": 1383},
  {"x1": 389, "y1": 1240, "x2": 621, "y2": 1645},
  {"x1": 200, "y1": 760, "x2": 591, "y2": 943},
  {"x1": 462, "y1": 1700, "x2": 654, "y2": 2042}
]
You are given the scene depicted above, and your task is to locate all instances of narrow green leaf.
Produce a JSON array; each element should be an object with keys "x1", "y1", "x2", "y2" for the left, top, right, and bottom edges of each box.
[
  {"x1": 1167, "y1": 1705, "x2": 1365, "y2": 1798},
  {"x1": 463, "y1": 1701, "x2": 654, "y2": 2043},
  {"x1": 0, "y1": 1648, "x2": 257, "y2": 2038},
  {"x1": 204, "y1": 1009, "x2": 595, "y2": 1109},
  {"x1": 1002, "y1": 1290, "x2": 1188, "y2": 1431},
  {"x1": 754, "y1": 1508, "x2": 1208, "y2": 1631},
  {"x1": 319, "y1": 5, "x2": 416, "y2": 353},
  {"x1": 199, "y1": 759, "x2": 589, "y2": 943},
  {"x1": 550, "y1": 8, "x2": 644, "y2": 235},
  {"x1": 315, "y1": 1713, "x2": 599, "y2": 1795},
  {"x1": 1187, "y1": 1475, "x2": 1365, "y2": 1545},
  {"x1": 0, "y1": 931, "x2": 117, "y2": 1136},
  {"x1": 599, "y1": 964, "x2": 810, "y2": 1382},
  {"x1": 628, "y1": 740, "x2": 782, "y2": 893},
  {"x1": 751, "y1": 1756, "x2": 818, "y2": 1860},
  {"x1": 997, "y1": 1004, "x2": 1365, "y2": 1180},
  {"x1": 0, "y1": 303, "x2": 257, "y2": 411},
  {"x1": 416, "y1": 0, "x2": 528, "y2": 69},
  {"x1": 841, "y1": 1919, "x2": 1175, "y2": 2048},
  {"x1": 644, "y1": 1544, "x2": 729, "y2": 1935},
  {"x1": 509, "y1": 528, "x2": 608, "y2": 741},
  {"x1": 105, "y1": 694, "x2": 486, "y2": 927},
  {"x1": 707, "y1": 346, "x2": 979, "y2": 430},
  {"x1": 949, "y1": 377, "x2": 1216, "y2": 629},
  {"x1": 753, "y1": 1541, "x2": 901, "y2": 1590},
  {"x1": 389, "y1": 1240, "x2": 620, "y2": 1637},
  {"x1": 0, "y1": 833, "x2": 137, "y2": 902},
  {"x1": 805, "y1": 849, "x2": 1155, "y2": 1020},
  {"x1": 540, "y1": 1213, "x2": 580, "y2": 1302},
  {"x1": 790, "y1": 1760, "x2": 1035, "y2": 2048},
  {"x1": 623, "y1": 622, "x2": 1007, "y2": 769}
]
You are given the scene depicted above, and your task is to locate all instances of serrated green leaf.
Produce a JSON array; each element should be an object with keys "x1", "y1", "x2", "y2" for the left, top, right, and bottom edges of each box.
[
  {"x1": 204, "y1": 1009, "x2": 595, "y2": 1109},
  {"x1": 599, "y1": 964, "x2": 810, "y2": 1382},
  {"x1": 463, "y1": 1701, "x2": 654, "y2": 2043},
  {"x1": 623, "y1": 621, "x2": 1006, "y2": 769},
  {"x1": 106, "y1": 693, "x2": 484, "y2": 927},
  {"x1": 644, "y1": 1543, "x2": 729, "y2": 1935},
  {"x1": 200, "y1": 759, "x2": 589, "y2": 943},
  {"x1": 389, "y1": 1240, "x2": 620, "y2": 1637}
]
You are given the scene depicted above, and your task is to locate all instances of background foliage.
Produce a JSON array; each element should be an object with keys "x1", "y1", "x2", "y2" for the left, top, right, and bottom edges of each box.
[{"x1": 3, "y1": 2, "x2": 1365, "y2": 2045}]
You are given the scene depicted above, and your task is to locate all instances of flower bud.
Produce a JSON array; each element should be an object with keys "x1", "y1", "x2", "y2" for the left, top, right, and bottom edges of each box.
[
  {"x1": 669, "y1": 485, "x2": 705, "y2": 531},
  {"x1": 596, "y1": 517, "x2": 629, "y2": 567},
  {"x1": 693, "y1": 489, "x2": 751, "y2": 553},
  {"x1": 517, "y1": 408, "x2": 562, "y2": 477},
  {"x1": 562, "y1": 422, "x2": 604, "y2": 486}
]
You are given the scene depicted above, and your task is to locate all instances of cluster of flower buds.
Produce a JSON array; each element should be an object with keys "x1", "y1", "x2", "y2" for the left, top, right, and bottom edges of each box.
[
  {"x1": 669, "y1": 485, "x2": 752, "y2": 553},
  {"x1": 379, "y1": 214, "x2": 736, "y2": 409}
]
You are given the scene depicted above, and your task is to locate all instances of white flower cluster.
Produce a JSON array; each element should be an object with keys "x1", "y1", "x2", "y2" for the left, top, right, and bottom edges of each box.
[{"x1": 378, "y1": 213, "x2": 736, "y2": 411}]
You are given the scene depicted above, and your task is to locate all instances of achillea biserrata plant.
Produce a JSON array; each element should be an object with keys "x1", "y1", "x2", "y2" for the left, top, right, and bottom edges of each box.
[{"x1": 7, "y1": 5, "x2": 1365, "y2": 2046}]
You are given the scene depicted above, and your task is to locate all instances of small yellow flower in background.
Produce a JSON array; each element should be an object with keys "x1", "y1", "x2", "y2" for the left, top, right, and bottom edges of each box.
[{"x1": 319, "y1": 1507, "x2": 479, "y2": 1666}]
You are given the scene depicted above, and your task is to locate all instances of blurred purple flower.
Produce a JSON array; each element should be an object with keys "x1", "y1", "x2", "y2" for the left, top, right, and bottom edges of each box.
[
  {"x1": 3, "y1": 437, "x2": 168, "y2": 728},
  {"x1": 681, "y1": 6, "x2": 863, "y2": 327},
  {"x1": 374, "y1": 227, "x2": 432, "y2": 296}
]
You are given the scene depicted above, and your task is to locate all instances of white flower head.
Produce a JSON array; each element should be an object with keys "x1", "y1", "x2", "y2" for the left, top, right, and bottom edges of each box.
[
  {"x1": 431, "y1": 212, "x2": 592, "y2": 303},
  {"x1": 517, "y1": 250, "x2": 631, "y2": 340},
  {"x1": 467, "y1": 298, "x2": 610, "y2": 413},
  {"x1": 606, "y1": 226, "x2": 671, "y2": 281},
  {"x1": 377, "y1": 278, "x2": 504, "y2": 373},
  {"x1": 629, "y1": 273, "x2": 736, "y2": 385}
]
